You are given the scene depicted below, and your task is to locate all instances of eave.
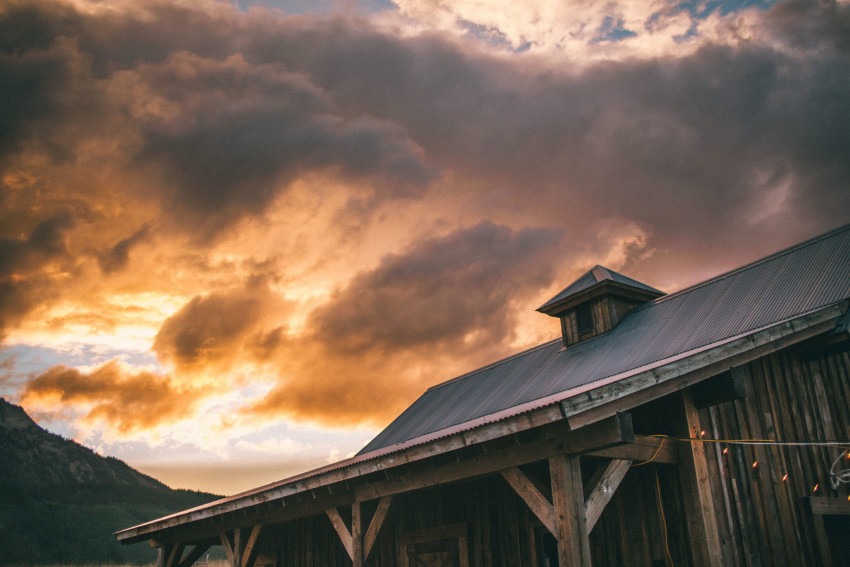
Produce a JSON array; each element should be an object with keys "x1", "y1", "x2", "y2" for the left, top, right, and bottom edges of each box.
[{"x1": 116, "y1": 300, "x2": 848, "y2": 546}]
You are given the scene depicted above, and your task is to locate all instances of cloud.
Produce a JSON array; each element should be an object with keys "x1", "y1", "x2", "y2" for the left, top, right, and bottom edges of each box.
[
  {"x1": 97, "y1": 225, "x2": 149, "y2": 273},
  {"x1": 128, "y1": 51, "x2": 434, "y2": 236},
  {"x1": 20, "y1": 360, "x2": 199, "y2": 435},
  {"x1": 247, "y1": 222, "x2": 564, "y2": 425},
  {"x1": 153, "y1": 280, "x2": 293, "y2": 370},
  {"x1": 0, "y1": 209, "x2": 76, "y2": 336},
  {"x1": 309, "y1": 221, "x2": 563, "y2": 352},
  {"x1": 0, "y1": 0, "x2": 848, "y2": 441}
]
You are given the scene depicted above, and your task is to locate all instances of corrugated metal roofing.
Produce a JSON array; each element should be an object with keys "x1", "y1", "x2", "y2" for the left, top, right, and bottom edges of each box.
[
  {"x1": 360, "y1": 224, "x2": 850, "y2": 454},
  {"x1": 537, "y1": 264, "x2": 665, "y2": 312}
]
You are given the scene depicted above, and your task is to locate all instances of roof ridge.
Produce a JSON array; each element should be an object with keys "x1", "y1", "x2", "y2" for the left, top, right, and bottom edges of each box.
[
  {"x1": 591, "y1": 265, "x2": 612, "y2": 281},
  {"x1": 425, "y1": 338, "x2": 562, "y2": 392},
  {"x1": 648, "y1": 223, "x2": 850, "y2": 307}
]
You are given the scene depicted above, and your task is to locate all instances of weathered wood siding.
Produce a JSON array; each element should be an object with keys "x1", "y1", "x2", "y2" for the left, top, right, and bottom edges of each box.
[
  {"x1": 699, "y1": 348, "x2": 850, "y2": 567},
  {"x1": 252, "y1": 346, "x2": 850, "y2": 567}
]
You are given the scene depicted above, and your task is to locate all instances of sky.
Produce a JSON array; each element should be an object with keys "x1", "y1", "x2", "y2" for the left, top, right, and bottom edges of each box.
[{"x1": 1, "y1": 0, "x2": 849, "y2": 496}]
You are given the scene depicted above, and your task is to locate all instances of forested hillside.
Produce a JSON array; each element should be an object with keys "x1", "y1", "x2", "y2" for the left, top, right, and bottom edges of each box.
[{"x1": 0, "y1": 399, "x2": 221, "y2": 564}]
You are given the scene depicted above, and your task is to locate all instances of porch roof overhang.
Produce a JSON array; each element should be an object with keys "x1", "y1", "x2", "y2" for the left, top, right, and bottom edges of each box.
[{"x1": 115, "y1": 300, "x2": 847, "y2": 546}]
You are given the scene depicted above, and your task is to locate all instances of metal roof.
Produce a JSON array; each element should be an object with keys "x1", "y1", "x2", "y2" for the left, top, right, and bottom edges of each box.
[
  {"x1": 537, "y1": 264, "x2": 665, "y2": 313},
  {"x1": 360, "y1": 224, "x2": 850, "y2": 454},
  {"x1": 117, "y1": 224, "x2": 850, "y2": 542}
]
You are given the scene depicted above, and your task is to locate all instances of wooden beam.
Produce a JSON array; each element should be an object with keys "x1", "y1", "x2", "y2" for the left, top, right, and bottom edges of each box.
[
  {"x1": 587, "y1": 435, "x2": 678, "y2": 464},
  {"x1": 352, "y1": 501, "x2": 363, "y2": 567},
  {"x1": 355, "y1": 413, "x2": 633, "y2": 502},
  {"x1": 233, "y1": 528, "x2": 243, "y2": 567},
  {"x1": 550, "y1": 454, "x2": 591, "y2": 566},
  {"x1": 564, "y1": 308, "x2": 842, "y2": 430},
  {"x1": 678, "y1": 389, "x2": 723, "y2": 567},
  {"x1": 220, "y1": 532, "x2": 234, "y2": 564},
  {"x1": 500, "y1": 467, "x2": 556, "y2": 535},
  {"x1": 808, "y1": 496, "x2": 850, "y2": 516},
  {"x1": 241, "y1": 525, "x2": 262, "y2": 567},
  {"x1": 584, "y1": 459, "x2": 630, "y2": 533},
  {"x1": 178, "y1": 543, "x2": 212, "y2": 567},
  {"x1": 166, "y1": 543, "x2": 185, "y2": 567},
  {"x1": 364, "y1": 496, "x2": 393, "y2": 561},
  {"x1": 326, "y1": 507, "x2": 354, "y2": 560},
  {"x1": 117, "y1": 403, "x2": 565, "y2": 545},
  {"x1": 689, "y1": 368, "x2": 747, "y2": 409}
]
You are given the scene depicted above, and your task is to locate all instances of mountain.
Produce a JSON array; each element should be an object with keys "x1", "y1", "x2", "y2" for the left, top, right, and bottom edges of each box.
[{"x1": 0, "y1": 398, "x2": 222, "y2": 565}]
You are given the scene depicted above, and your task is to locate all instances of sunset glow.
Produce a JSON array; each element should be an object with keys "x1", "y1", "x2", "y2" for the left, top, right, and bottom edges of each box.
[{"x1": 1, "y1": 0, "x2": 848, "y2": 495}]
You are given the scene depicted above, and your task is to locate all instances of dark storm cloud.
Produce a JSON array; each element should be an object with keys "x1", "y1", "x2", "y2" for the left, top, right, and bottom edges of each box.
[
  {"x1": 231, "y1": 4, "x2": 850, "y2": 269},
  {"x1": 1, "y1": 0, "x2": 849, "y2": 367},
  {"x1": 308, "y1": 222, "x2": 564, "y2": 353},
  {"x1": 97, "y1": 226, "x2": 149, "y2": 273},
  {"x1": 0, "y1": 210, "x2": 75, "y2": 335},
  {"x1": 1, "y1": 2, "x2": 435, "y2": 240},
  {"x1": 4, "y1": 0, "x2": 848, "y2": 256},
  {"x1": 765, "y1": 0, "x2": 850, "y2": 53},
  {"x1": 134, "y1": 51, "x2": 434, "y2": 233},
  {"x1": 0, "y1": 21, "x2": 80, "y2": 159}
]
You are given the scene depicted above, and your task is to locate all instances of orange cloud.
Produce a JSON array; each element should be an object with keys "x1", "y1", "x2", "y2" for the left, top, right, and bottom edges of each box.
[
  {"x1": 153, "y1": 280, "x2": 293, "y2": 371},
  {"x1": 245, "y1": 222, "x2": 564, "y2": 426},
  {"x1": 21, "y1": 361, "x2": 199, "y2": 435}
]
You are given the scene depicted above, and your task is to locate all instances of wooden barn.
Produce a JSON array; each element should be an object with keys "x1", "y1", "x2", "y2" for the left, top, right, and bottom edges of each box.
[{"x1": 117, "y1": 224, "x2": 850, "y2": 567}]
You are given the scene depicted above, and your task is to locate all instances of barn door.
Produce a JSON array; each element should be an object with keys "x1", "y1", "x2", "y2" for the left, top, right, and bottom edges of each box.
[
  {"x1": 398, "y1": 523, "x2": 469, "y2": 567},
  {"x1": 406, "y1": 538, "x2": 462, "y2": 566}
]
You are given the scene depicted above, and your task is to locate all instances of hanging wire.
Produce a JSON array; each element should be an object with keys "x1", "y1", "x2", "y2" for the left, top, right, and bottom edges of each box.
[
  {"x1": 829, "y1": 449, "x2": 850, "y2": 490},
  {"x1": 655, "y1": 469, "x2": 674, "y2": 567},
  {"x1": 633, "y1": 437, "x2": 665, "y2": 467}
]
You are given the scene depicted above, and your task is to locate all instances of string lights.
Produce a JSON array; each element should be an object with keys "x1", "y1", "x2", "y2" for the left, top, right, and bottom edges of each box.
[{"x1": 650, "y1": 434, "x2": 850, "y2": 499}]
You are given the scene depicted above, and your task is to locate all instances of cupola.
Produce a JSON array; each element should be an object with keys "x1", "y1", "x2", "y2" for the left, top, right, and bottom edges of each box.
[{"x1": 538, "y1": 265, "x2": 664, "y2": 347}]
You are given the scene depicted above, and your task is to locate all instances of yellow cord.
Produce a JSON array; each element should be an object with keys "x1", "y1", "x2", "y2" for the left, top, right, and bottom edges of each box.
[
  {"x1": 655, "y1": 469, "x2": 674, "y2": 566},
  {"x1": 634, "y1": 436, "x2": 666, "y2": 466}
]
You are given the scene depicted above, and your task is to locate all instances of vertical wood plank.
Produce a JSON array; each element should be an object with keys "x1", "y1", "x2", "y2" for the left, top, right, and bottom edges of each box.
[
  {"x1": 459, "y1": 536, "x2": 470, "y2": 567},
  {"x1": 550, "y1": 453, "x2": 591, "y2": 566},
  {"x1": 678, "y1": 389, "x2": 724, "y2": 567}
]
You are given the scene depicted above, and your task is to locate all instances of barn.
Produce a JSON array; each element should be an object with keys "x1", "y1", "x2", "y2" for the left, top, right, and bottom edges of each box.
[{"x1": 116, "y1": 224, "x2": 850, "y2": 567}]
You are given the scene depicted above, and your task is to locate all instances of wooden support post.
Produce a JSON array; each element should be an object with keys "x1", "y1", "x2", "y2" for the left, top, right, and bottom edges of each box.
[
  {"x1": 242, "y1": 525, "x2": 263, "y2": 567},
  {"x1": 353, "y1": 501, "x2": 364, "y2": 567},
  {"x1": 326, "y1": 507, "x2": 354, "y2": 560},
  {"x1": 584, "y1": 459, "x2": 630, "y2": 533},
  {"x1": 178, "y1": 543, "x2": 213, "y2": 567},
  {"x1": 220, "y1": 532, "x2": 235, "y2": 565},
  {"x1": 678, "y1": 389, "x2": 724, "y2": 567},
  {"x1": 233, "y1": 528, "x2": 243, "y2": 567},
  {"x1": 166, "y1": 543, "x2": 185, "y2": 567},
  {"x1": 158, "y1": 545, "x2": 168, "y2": 567},
  {"x1": 550, "y1": 454, "x2": 591, "y2": 566},
  {"x1": 503, "y1": 457, "x2": 630, "y2": 538},
  {"x1": 364, "y1": 495, "x2": 393, "y2": 561}
]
